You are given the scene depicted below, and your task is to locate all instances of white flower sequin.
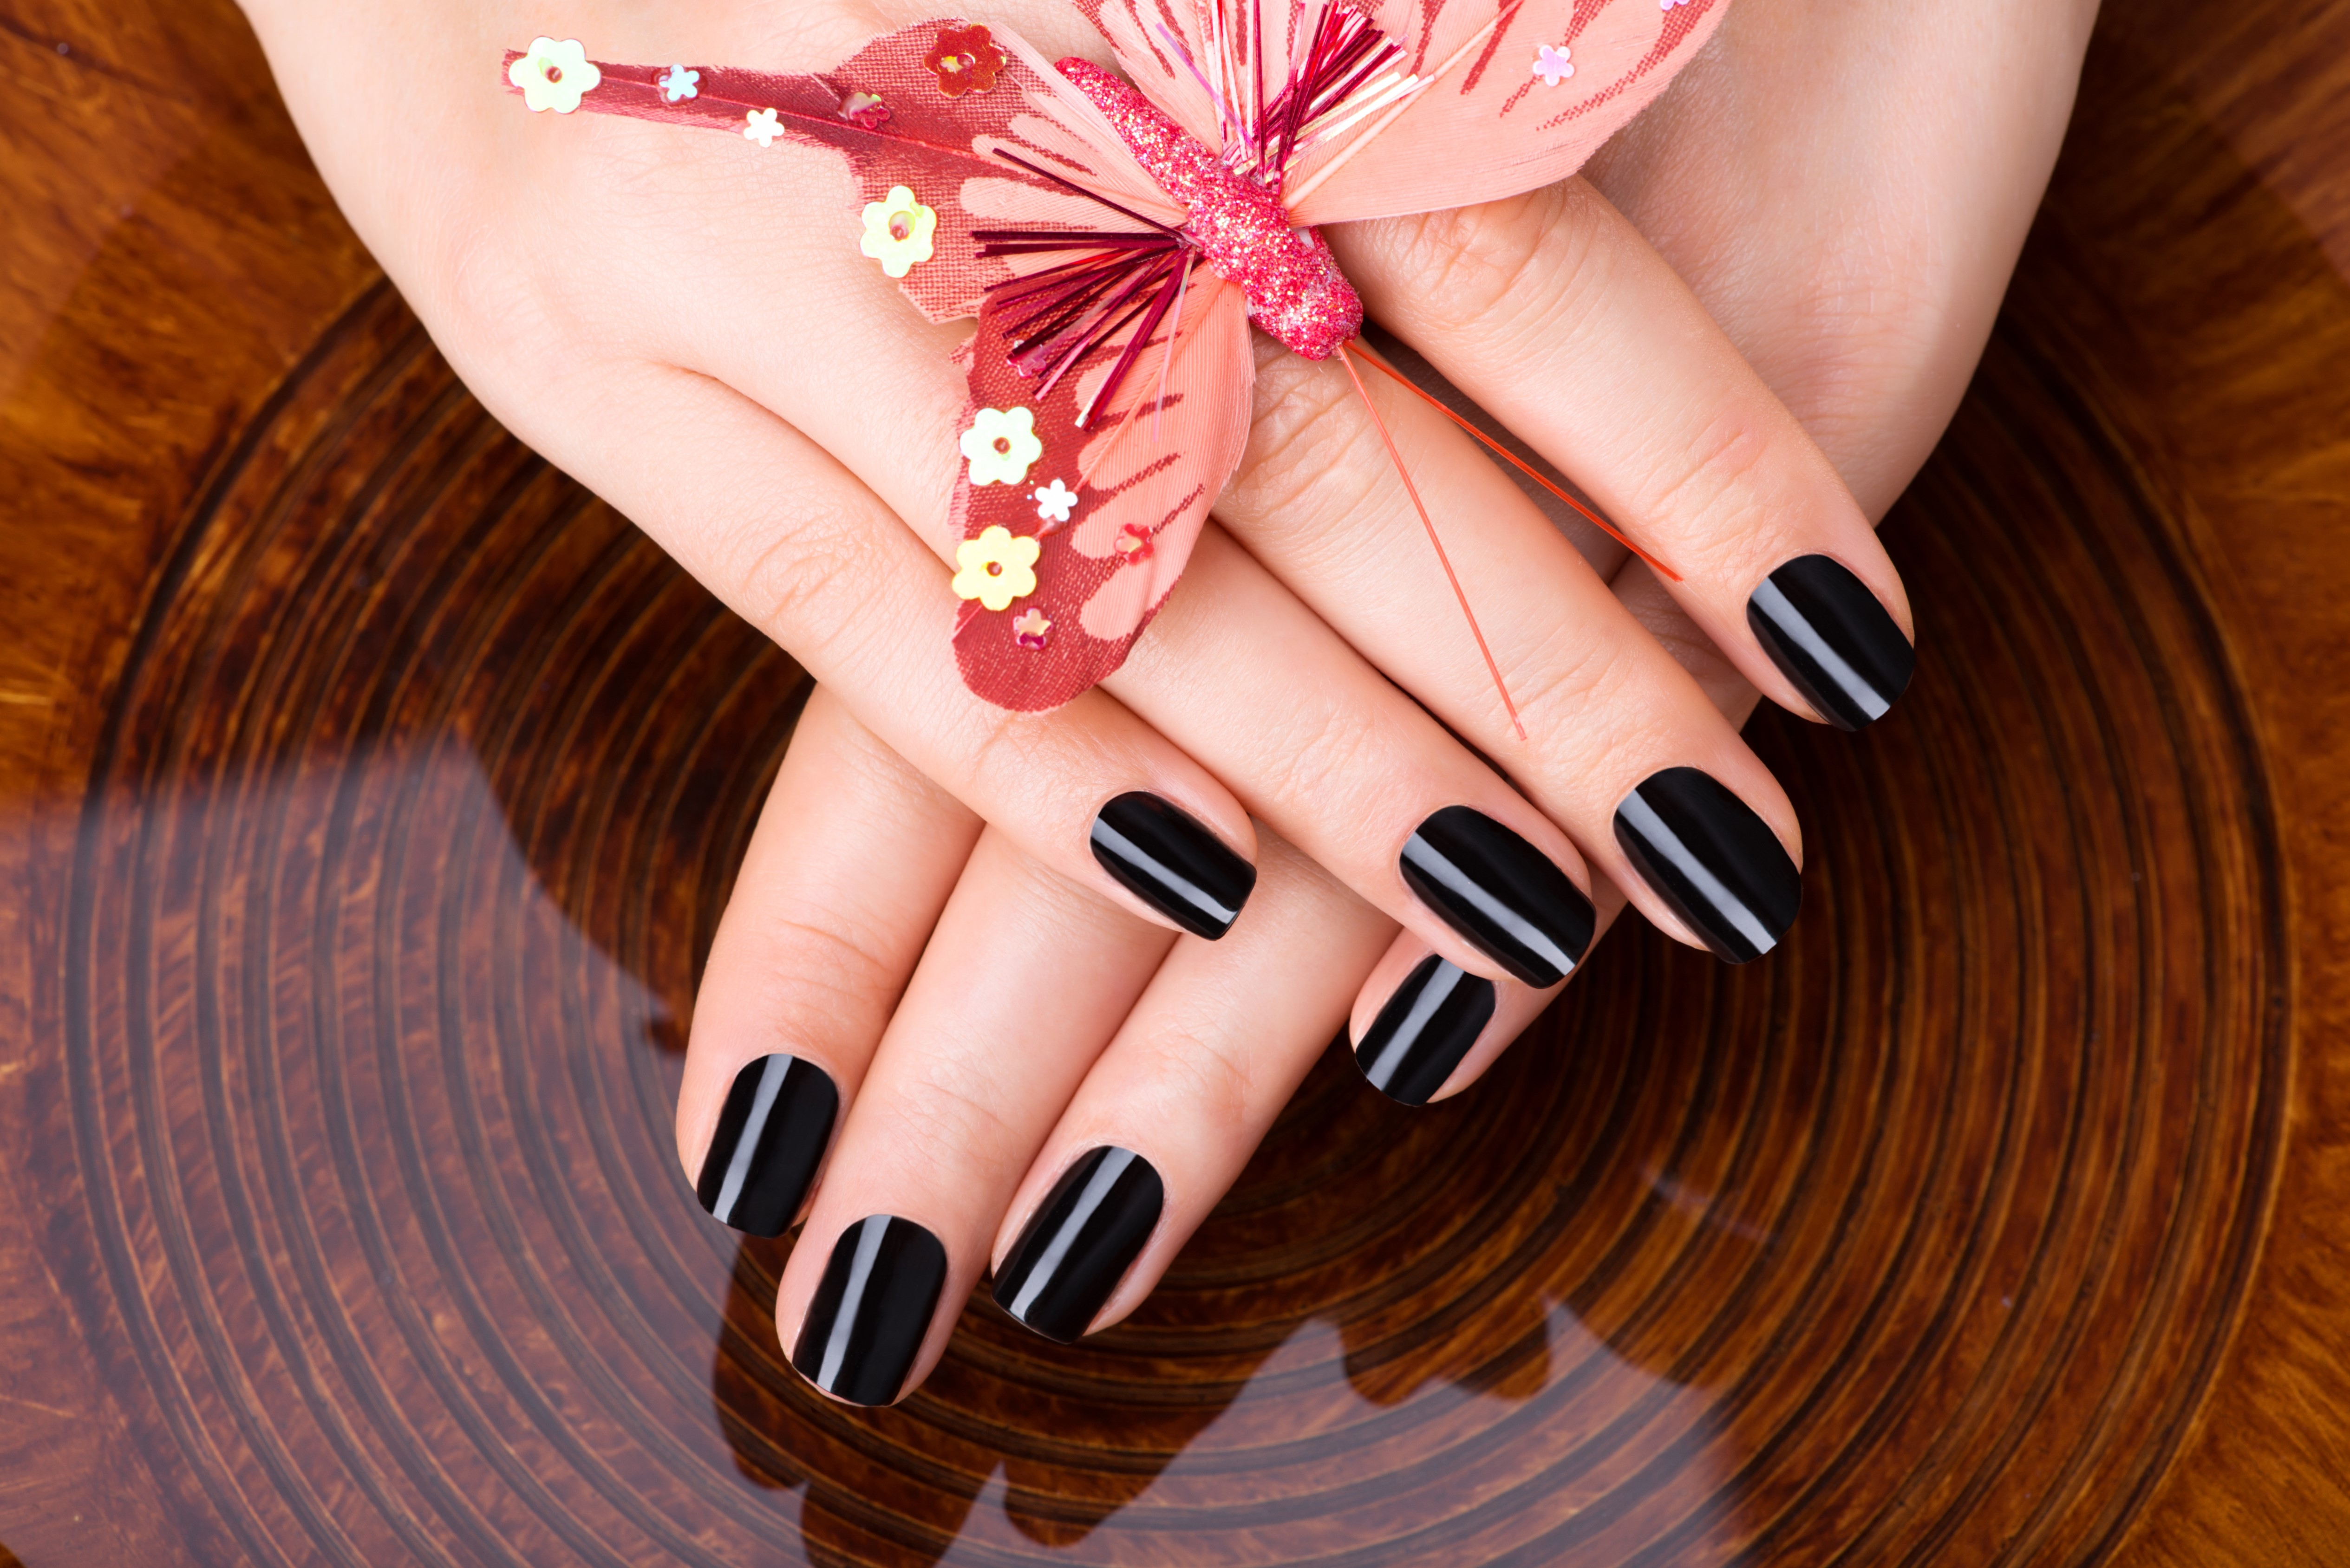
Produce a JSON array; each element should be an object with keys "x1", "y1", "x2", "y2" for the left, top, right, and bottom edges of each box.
[
  {"x1": 1532, "y1": 44, "x2": 1573, "y2": 87},
  {"x1": 509, "y1": 38, "x2": 601, "y2": 114},
  {"x1": 961, "y1": 407, "x2": 1044, "y2": 487},
  {"x1": 1031, "y1": 478, "x2": 1077, "y2": 525},
  {"x1": 659, "y1": 64, "x2": 700, "y2": 102},
  {"x1": 743, "y1": 107, "x2": 783, "y2": 147}
]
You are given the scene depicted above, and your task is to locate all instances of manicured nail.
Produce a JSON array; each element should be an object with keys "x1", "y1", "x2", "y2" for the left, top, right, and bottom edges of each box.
[
  {"x1": 790, "y1": 1215, "x2": 948, "y2": 1406},
  {"x1": 1613, "y1": 767, "x2": 1802, "y2": 964},
  {"x1": 1090, "y1": 792, "x2": 1256, "y2": 939},
  {"x1": 992, "y1": 1146, "x2": 1164, "y2": 1343},
  {"x1": 1746, "y1": 554, "x2": 1915, "y2": 730},
  {"x1": 694, "y1": 1054, "x2": 839, "y2": 1237},
  {"x1": 1399, "y1": 806, "x2": 1593, "y2": 987},
  {"x1": 1351, "y1": 954, "x2": 1497, "y2": 1106}
]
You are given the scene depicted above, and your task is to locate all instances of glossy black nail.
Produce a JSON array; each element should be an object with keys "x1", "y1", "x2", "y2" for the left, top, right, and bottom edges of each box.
[
  {"x1": 1747, "y1": 554, "x2": 1915, "y2": 730},
  {"x1": 1090, "y1": 792, "x2": 1256, "y2": 939},
  {"x1": 1352, "y1": 955, "x2": 1497, "y2": 1106},
  {"x1": 790, "y1": 1215, "x2": 948, "y2": 1406},
  {"x1": 1613, "y1": 767, "x2": 1802, "y2": 964},
  {"x1": 992, "y1": 1146, "x2": 1164, "y2": 1343},
  {"x1": 694, "y1": 1054, "x2": 839, "y2": 1237},
  {"x1": 1399, "y1": 807, "x2": 1594, "y2": 987}
]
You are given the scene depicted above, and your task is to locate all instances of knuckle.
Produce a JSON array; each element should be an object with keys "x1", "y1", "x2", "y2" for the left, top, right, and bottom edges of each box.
[
  {"x1": 1631, "y1": 406, "x2": 1776, "y2": 543},
  {"x1": 1393, "y1": 186, "x2": 1604, "y2": 342}
]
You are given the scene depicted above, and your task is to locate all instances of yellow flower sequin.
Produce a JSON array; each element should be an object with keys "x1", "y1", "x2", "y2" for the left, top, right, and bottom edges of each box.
[
  {"x1": 859, "y1": 186, "x2": 938, "y2": 278},
  {"x1": 509, "y1": 38, "x2": 601, "y2": 113},
  {"x1": 952, "y1": 526, "x2": 1042, "y2": 612},
  {"x1": 960, "y1": 406, "x2": 1044, "y2": 487}
]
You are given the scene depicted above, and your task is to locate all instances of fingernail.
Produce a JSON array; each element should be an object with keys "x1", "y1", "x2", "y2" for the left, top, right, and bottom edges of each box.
[
  {"x1": 1746, "y1": 554, "x2": 1915, "y2": 730},
  {"x1": 790, "y1": 1215, "x2": 948, "y2": 1406},
  {"x1": 1613, "y1": 767, "x2": 1802, "y2": 964},
  {"x1": 992, "y1": 1146, "x2": 1164, "y2": 1343},
  {"x1": 694, "y1": 1054, "x2": 840, "y2": 1237},
  {"x1": 1090, "y1": 792, "x2": 1256, "y2": 939},
  {"x1": 1351, "y1": 954, "x2": 1497, "y2": 1106},
  {"x1": 1399, "y1": 807, "x2": 1593, "y2": 986}
]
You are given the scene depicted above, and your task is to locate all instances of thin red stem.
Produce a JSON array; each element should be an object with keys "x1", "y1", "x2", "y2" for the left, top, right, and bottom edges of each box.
[
  {"x1": 1351, "y1": 345, "x2": 1684, "y2": 582},
  {"x1": 1335, "y1": 343, "x2": 1527, "y2": 742}
]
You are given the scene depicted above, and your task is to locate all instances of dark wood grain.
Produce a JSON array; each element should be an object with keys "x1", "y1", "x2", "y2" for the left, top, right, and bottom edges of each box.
[{"x1": 1, "y1": 0, "x2": 2345, "y2": 1562}]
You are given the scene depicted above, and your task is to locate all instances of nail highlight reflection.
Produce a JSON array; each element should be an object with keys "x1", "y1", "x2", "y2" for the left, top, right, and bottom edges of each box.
[
  {"x1": 694, "y1": 1054, "x2": 838, "y2": 1237},
  {"x1": 791, "y1": 1215, "x2": 948, "y2": 1406},
  {"x1": 1613, "y1": 768, "x2": 1802, "y2": 963},
  {"x1": 993, "y1": 1146, "x2": 1165, "y2": 1342},
  {"x1": 1352, "y1": 955, "x2": 1497, "y2": 1106}
]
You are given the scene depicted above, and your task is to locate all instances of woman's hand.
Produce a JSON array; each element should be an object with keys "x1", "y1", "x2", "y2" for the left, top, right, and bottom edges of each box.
[
  {"x1": 659, "y1": 0, "x2": 2096, "y2": 1408},
  {"x1": 240, "y1": 0, "x2": 1911, "y2": 1005}
]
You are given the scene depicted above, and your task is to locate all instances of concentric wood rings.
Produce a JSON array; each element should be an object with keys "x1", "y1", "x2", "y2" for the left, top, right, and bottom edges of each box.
[{"x1": 44, "y1": 251, "x2": 2288, "y2": 1566}]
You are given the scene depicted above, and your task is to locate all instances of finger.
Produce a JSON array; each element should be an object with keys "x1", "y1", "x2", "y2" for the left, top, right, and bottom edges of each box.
[
  {"x1": 538, "y1": 358, "x2": 1263, "y2": 943},
  {"x1": 588, "y1": 118, "x2": 1795, "y2": 968},
  {"x1": 990, "y1": 832, "x2": 1396, "y2": 1340},
  {"x1": 679, "y1": 686, "x2": 978, "y2": 1236},
  {"x1": 778, "y1": 828, "x2": 1174, "y2": 1405},
  {"x1": 1214, "y1": 339, "x2": 1808, "y2": 965},
  {"x1": 1334, "y1": 178, "x2": 1918, "y2": 731}
]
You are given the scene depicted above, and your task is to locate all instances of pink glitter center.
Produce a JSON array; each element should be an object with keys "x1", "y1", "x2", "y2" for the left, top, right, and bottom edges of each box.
[{"x1": 1058, "y1": 59, "x2": 1361, "y2": 361}]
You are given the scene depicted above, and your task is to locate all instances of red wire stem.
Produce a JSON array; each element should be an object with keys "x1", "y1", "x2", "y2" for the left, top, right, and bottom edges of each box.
[
  {"x1": 1335, "y1": 341, "x2": 1527, "y2": 743},
  {"x1": 1349, "y1": 345, "x2": 1682, "y2": 582}
]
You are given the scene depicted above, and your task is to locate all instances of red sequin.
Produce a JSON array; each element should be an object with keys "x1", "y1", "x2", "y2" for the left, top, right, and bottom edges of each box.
[{"x1": 925, "y1": 26, "x2": 1006, "y2": 98}]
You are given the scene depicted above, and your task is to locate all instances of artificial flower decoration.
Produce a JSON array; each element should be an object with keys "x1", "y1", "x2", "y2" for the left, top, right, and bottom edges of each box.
[
  {"x1": 924, "y1": 24, "x2": 1007, "y2": 98},
  {"x1": 837, "y1": 90, "x2": 892, "y2": 130},
  {"x1": 507, "y1": 0, "x2": 1725, "y2": 717},
  {"x1": 509, "y1": 38, "x2": 601, "y2": 113},
  {"x1": 860, "y1": 186, "x2": 938, "y2": 278},
  {"x1": 659, "y1": 64, "x2": 700, "y2": 102},
  {"x1": 953, "y1": 526, "x2": 1042, "y2": 612},
  {"x1": 960, "y1": 406, "x2": 1043, "y2": 487},
  {"x1": 1031, "y1": 478, "x2": 1077, "y2": 525}
]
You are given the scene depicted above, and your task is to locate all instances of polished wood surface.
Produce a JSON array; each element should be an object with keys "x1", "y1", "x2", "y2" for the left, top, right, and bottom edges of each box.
[{"x1": 3, "y1": 0, "x2": 2347, "y2": 1562}]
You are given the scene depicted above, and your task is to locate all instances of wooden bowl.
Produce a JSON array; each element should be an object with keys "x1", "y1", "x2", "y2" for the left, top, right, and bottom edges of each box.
[{"x1": 1, "y1": 0, "x2": 2345, "y2": 1562}]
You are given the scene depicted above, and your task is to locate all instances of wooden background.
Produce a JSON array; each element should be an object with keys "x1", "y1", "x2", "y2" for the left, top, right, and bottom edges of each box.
[{"x1": 2, "y1": 0, "x2": 2347, "y2": 1562}]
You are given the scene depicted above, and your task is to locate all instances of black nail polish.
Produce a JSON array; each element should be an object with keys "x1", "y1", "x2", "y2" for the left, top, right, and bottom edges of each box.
[
  {"x1": 1613, "y1": 767, "x2": 1802, "y2": 964},
  {"x1": 790, "y1": 1215, "x2": 948, "y2": 1406},
  {"x1": 1746, "y1": 554, "x2": 1915, "y2": 730},
  {"x1": 1352, "y1": 955, "x2": 1497, "y2": 1106},
  {"x1": 992, "y1": 1146, "x2": 1164, "y2": 1343},
  {"x1": 1090, "y1": 792, "x2": 1257, "y2": 939},
  {"x1": 1399, "y1": 807, "x2": 1594, "y2": 987},
  {"x1": 694, "y1": 1054, "x2": 839, "y2": 1237}
]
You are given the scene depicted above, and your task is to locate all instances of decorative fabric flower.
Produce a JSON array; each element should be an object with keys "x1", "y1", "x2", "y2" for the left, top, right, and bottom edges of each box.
[
  {"x1": 509, "y1": 38, "x2": 601, "y2": 114},
  {"x1": 659, "y1": 65, "x2": 699, "y2": 102},
  {"x1": 1532, "y1": 45, "x2": 1573, "y2": 86},
  {"x1": 1113, "y1": 522, "x2": 1155, "y2": 564},
  {"x1": 960, "y1": 407, "x2": 1043, "y2": 487},
  {"x1": 837, "y1": 90, "x2": 892, "y2": 131},
  {"x1": 743, "y1": 107, "x2": 783, "y2": 148},
  {"x1": 952, "y1": 526, "x2": 1042, "y2": 612},
  {"x1": 1031, "y1": 478, "x2": 1077, "y2": 525},
  {"x1": 925, "y1": 25, "x2": 1007, "y2": 98},
  {"x1": 1012, "y1": 608, "x2": 1052, "y2": 649},
  {"x1": 860, "y1": 186, "x2": 937, "y2": 278}
]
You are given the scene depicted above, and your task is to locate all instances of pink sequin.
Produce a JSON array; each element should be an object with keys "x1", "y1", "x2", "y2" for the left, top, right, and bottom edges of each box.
[{"x1": 1058, "y1": 58, "x2": 1361, "y2": 361}]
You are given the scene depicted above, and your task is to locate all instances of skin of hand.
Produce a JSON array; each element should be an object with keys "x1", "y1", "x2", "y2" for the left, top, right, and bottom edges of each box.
[
  {"x1": 230, "y1": 0, "x2": 2075, "y2": 1404},
  {"x1": 236, "y1": 0, "x2": 1920, "y2": 1016},
  {"x1": 674, "y1": 0, "x2": 2101, "y2": 1407}
]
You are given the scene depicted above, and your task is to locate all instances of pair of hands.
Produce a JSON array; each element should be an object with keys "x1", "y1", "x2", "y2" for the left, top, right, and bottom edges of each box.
[{"x1": 242, "y1": 0, "x2": 2096, "y2": 1406}]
